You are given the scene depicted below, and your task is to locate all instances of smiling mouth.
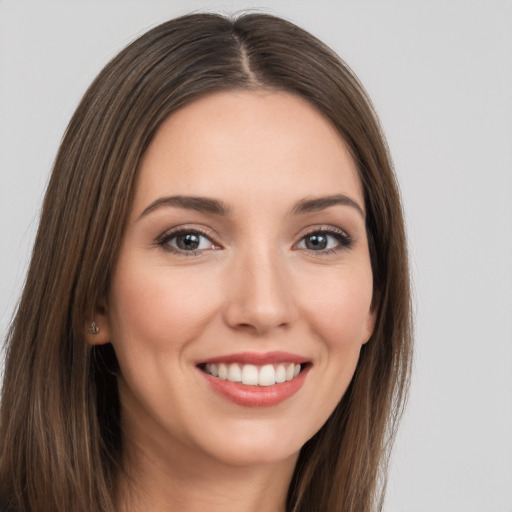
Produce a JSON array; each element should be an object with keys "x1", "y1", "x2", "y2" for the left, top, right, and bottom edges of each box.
[{"x1": 199, "y1": 362, "x2": 307, "y2": 387}]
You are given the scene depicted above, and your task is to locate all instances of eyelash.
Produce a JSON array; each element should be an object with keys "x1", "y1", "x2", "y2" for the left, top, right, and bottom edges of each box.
[
  {"x1": 156, "y1": 226, "x2": 353, "y2": 257},
  {"x1": 156, "y1": 228, "x2": 219, "y2": 256},
  {"x1": 297, "y1": 226, "x2": 353, "y2": 255}
]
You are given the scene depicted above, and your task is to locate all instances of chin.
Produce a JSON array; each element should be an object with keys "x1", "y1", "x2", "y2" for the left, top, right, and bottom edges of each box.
[
  {"x1": 206, "y1": 440, "x2": 301, "y2": 469},
  {"x1": 189, "y1": 418, "x2": 313, "y2": 469}
]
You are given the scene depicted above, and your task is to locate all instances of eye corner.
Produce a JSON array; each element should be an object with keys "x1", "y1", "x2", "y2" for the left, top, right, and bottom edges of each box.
[
  {"x1": 156, "y1": 226, "x2": 222, "y2": 256},
  {"x1": 294, "y1": 226, "x2": 354, "y2": 255}
]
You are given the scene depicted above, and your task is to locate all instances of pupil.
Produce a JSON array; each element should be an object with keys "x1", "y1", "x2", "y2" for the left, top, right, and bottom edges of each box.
[
  {"x1": 177, "y1": 233, "x2": 200, "y2": 250},
  {"x1": 306, "y1": 234, "x2": 327, "y2": 250}
]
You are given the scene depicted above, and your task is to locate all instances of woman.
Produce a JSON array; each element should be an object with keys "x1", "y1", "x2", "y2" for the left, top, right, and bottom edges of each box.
[{"x1": 0, "y1": 12, "x2": 412, "y2": 512}]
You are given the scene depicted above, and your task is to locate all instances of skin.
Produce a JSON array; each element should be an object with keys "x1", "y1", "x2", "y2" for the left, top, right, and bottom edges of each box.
[{"x1": 90, "y1": 90, "x2": 375, "y2": 512}]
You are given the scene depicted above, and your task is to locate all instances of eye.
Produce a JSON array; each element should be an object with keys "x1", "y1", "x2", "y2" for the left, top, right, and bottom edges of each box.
[
  {"x1": 158, "y1": 229, "x2": 219, "y2": 255},
  {"x1": 296, "y1": 229, "x2": 352, "y2": 253}
]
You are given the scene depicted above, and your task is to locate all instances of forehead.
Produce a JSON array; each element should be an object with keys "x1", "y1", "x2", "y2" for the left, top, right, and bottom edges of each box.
[{"x1": 133, "y1": 90, "x2": 363, "y2": 214}]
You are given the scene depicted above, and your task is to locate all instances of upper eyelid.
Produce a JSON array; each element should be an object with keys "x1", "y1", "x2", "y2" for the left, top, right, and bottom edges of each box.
[
  {"x1": 295, "y1": 224, "x2": 352, "y2": 240},
  {"x1": 157, "y1": 225, "x2": 220, "y2": 244},
  {"x1": 155, "y1": 224, "x2": 353, "y2": 250},
  {"x1": 294, "y1": 225, "x2": 354, "y2": 251},
  {"x1": 156, "y1": 228, "x2": 221, "y2": 258}
]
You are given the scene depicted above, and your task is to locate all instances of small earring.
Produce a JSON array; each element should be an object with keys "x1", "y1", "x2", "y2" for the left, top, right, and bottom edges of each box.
[{"x1": 88, "y1": 321, "x2": 100, "y2": 335}]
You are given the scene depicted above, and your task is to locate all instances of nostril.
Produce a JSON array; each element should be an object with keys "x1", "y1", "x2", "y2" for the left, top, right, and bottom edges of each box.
[{"x1": 222, "y1": 262, "x2": 295, "y2": 334}]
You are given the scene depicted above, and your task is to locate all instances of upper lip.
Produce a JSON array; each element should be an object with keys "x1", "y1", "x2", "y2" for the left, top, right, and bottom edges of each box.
[{"x1": 198, "y1": 351, "x2": 310, "y2": 366}]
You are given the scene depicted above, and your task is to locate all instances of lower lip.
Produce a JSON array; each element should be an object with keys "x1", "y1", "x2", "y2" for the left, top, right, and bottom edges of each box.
[{"x1": 200, "y1": 366, "x2": 310, "y2": 407}]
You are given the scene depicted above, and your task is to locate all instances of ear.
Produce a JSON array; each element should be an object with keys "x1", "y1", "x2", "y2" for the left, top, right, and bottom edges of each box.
[
  {"x1": 85, "y1": 297, "x2": 112, "y2": 346},
  {"x1": 361, "y1": 308, "x2": 377, "y2": 345}
]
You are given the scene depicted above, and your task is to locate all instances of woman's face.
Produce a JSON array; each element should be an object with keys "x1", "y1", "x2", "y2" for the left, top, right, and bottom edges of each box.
[{"x1": 99, "y1": 90, "x2": 375, "y2": 470}]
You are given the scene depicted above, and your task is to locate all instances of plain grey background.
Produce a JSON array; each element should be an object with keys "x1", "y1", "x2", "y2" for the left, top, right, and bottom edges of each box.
[{"x1": 1, "y1": 1, "x2": 511, "y2": 511}]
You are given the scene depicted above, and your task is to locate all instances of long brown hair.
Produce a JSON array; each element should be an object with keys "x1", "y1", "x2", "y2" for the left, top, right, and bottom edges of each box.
[{"x1": 0, "y1": 13, "x2": 412, "y2": 512}]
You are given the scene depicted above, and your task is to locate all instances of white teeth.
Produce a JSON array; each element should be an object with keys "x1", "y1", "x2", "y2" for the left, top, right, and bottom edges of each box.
[
  {"x1": 227, "y1": 363, "x2": 242, "y2": 382},
  {"x1": 218, "y1": 363, "x2": 228, "y2": 380},
  {"x1": 203, "y1": 362, "x2": 302, "y2": 386},
  {"x1": 241, "y1": 364, "x2": 259, "y2": 385},
  {"x1": 258, "y1": 364, "x2": 275, "y2": 386},
  {"x1": 275, "y1": 364, "x2": 287, "y2": 383}
]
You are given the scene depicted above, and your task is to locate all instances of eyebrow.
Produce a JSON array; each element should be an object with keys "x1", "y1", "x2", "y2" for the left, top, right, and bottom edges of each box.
[
  {"x1": 138, "y1": 195, "x2": 230, "y2": 219},
  {"x1": 138, "y1": 193, "x2": 364, "y2": 220},
  {"x1": 292, "y1": 194, "x2": 365, "y2": 218}
]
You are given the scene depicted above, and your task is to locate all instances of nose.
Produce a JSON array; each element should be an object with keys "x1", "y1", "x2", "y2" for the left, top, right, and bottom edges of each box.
[{"x1": 222, "y1": 247, "x2": 296, "y2": 335}]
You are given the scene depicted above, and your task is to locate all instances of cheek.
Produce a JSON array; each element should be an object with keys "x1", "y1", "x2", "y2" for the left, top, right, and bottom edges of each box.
[
  {"x1": 107, "y1": 263, "x2": 220, "y2": 358},
  {"x1": 298, "y1": 265, "x2": 374, "y2": 350},
  {"x1": 289, "y1": 268, "x2": 373, "y2": 441}
]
